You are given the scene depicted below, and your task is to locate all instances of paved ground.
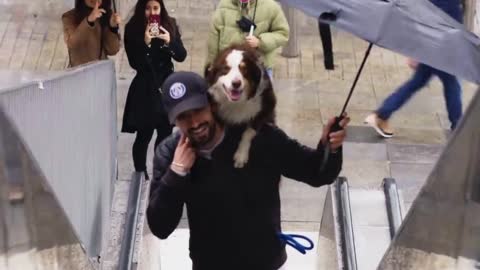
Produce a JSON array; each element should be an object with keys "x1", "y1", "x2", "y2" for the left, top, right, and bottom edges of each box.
[{"x1": 0, "y1": 0, "x2": 479, "y2": 269}]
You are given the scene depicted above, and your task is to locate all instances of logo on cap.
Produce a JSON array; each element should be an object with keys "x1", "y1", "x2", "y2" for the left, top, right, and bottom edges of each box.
[{"x1": 169, "y1": 82, "x2": 186, "y2": 99}]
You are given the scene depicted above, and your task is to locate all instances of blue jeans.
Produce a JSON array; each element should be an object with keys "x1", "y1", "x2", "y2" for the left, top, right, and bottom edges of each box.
[{"x1": 376, "y1": 64, "x2": 462, "y2": 129}]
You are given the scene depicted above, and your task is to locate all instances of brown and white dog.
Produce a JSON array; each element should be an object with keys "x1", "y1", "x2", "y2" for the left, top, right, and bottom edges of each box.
[{"x1": 205, "y1": 44, "x2": 276, "y2": 168}]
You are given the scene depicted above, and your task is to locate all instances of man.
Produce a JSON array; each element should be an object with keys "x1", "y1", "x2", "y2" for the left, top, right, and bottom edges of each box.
[
  {"x1": 364, "y1": 0, "x2": 464, "y2": 137},
  {"x1": 206, "y1": 0, "x2": 289, "y2": 78},
  {"x1": 146, "y1": 72, "x2": 349, "y2": 270}
]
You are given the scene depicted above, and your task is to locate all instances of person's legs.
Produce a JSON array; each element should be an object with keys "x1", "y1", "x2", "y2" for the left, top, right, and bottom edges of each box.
[
  {"x1": 266, "y1": 68, "x2": 273, "y2": 81},
  {"x1": 434, "y1": 69, "x2": 462, "y2": 129},
  {"x1": 376, "y1": 64, "x2": 433, "y2": 120},
  {"x1": 365, "y1": 64, "x2": 434, "y2": 137},
  {"x1": 154, "y1": 124, "x2": 173, "y2": 151},
  {"x1": 132, "y1": 128, "x2": 154, "y2": 174}
]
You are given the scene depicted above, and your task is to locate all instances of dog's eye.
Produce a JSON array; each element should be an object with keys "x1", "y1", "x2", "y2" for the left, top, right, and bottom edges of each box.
[
  {"x1": 239, "y1": 62, "x2": 247, "y2": 73},
  {"x1": 221, "y1": 66, "x2": 231, "y2": 74}
]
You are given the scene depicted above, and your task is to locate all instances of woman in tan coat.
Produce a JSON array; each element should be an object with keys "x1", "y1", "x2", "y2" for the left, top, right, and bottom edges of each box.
[{"x1": 62, "y1": 0, "x2": 121, "y2": 67}]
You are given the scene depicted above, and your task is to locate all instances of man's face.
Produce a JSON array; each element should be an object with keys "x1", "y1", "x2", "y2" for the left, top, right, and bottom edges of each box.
[{"x1": 175, "y1": 105, "x2": 217, "y2": 148}]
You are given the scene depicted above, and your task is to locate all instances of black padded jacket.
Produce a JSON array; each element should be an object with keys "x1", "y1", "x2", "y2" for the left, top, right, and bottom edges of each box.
[{"x1": 147, "y1": 124, "x2": 342, "y2": 270}]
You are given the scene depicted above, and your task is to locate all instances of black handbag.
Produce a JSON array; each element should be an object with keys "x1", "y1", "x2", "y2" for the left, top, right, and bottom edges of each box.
[{"x1": 236, "y1": 0, "x2": 258, "y2": 32}]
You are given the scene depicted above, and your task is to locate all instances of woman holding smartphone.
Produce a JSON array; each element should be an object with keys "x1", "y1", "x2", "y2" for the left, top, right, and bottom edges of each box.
[
  {"x1": 62, "y1": 0, "x2": 121, "y2": 67},
  {"x1": 122, "y1": 0, "x2": 187, "y2": 179}
]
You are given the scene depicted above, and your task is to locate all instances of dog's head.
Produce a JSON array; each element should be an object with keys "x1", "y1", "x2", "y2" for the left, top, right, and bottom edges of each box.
[{"x1": 205, "y1": 44, "x2": 265, "y2": 103}]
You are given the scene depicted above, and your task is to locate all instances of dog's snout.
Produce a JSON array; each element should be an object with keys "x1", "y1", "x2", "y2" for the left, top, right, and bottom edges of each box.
[{"x1": 232, "y1": 80, "x2": 241, "y2": 89}]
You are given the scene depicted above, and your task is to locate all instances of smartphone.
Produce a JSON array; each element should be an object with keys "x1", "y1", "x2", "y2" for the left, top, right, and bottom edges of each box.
[{"x1": 148, "y1": 14, "x2": 161, "y2": 36}]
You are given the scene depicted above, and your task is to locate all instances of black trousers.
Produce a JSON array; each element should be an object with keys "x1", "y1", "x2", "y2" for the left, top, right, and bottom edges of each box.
[{"x1": 132, "y1": 125, "x2": 172, "y2": 172}]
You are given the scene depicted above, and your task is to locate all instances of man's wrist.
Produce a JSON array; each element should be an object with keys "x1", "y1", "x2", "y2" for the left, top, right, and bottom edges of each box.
[
  {"x1": 161, "y1": 168, "x2": 188, "y2": 187},
  {"x1": 170, "y1": 162, "x2": 188, "y2": 176}
]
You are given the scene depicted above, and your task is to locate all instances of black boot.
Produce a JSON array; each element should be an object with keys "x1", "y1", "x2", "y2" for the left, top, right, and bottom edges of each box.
[{"x1": 144, "y1": 170, "x2": 150, "y2": 180}]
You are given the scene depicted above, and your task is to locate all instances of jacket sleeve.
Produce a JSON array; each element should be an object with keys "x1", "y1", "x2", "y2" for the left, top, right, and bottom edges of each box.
[
  {"x1": 124, "y1": 24, "x2": 151, "y2": 72},
  {"x1": 269, "y1": 126, "x2": 342, "y2": 187},
  {"x1": 103, "y1": 26, "x2": 121, "y2": 56},
  {"x1": 206, "y1": 8, "x2": 223, "y2": 67},
  {"x1": 164, "y1": 23, "x2": 187, "y2": 62},
  {"x1": 62, "y1": 15, "x2": 95, "y2": 49},
  {"x1": 147, "y1": 134, "x2": 188, "y2": 240},
  {"x1": 257, "y1": 2, "x2": 290, "y2": 54}
]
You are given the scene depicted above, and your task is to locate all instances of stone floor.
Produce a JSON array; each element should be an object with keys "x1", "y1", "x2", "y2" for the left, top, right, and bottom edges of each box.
[{"x1": 0, "y1": 0, "x2": 479, "y2": 269}]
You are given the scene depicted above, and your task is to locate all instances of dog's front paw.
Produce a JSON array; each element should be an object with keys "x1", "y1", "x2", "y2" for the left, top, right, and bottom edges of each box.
[
  {"x1": 233, "y1": 127, "x2": 256, "y2": 168},
  {"x1": 233, "y1": 148, "x2": 249, "y2": 168}
]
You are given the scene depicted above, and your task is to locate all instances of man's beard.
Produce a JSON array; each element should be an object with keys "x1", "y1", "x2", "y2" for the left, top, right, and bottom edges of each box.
[{"x1": 187, "y1": 121, "x2": 217, "y2": 148}]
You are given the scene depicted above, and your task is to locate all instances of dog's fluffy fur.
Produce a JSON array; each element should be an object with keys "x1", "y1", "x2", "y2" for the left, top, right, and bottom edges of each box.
[{"x1": 205, "y1": 44, "x2": 276, "y2": 168}]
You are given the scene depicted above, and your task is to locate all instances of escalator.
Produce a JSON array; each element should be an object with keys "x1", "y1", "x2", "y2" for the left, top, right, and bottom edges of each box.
[{"x1": 319, "y1": 177, "x2": 406, "y2": 270}]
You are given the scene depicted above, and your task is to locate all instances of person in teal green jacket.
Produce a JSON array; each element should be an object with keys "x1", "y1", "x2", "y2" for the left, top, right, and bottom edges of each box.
[{"x1": 206, "y1": 0, "x2": 290, "y2": 79}]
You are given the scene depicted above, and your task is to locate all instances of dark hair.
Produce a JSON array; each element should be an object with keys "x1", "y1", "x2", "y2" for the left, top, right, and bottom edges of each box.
[
  {"x1": 73, "y1": 0, "x2": 112, "y2": 26},
  {"x1": 127, "y1": 0, "x2": 176, "y2": 40}
]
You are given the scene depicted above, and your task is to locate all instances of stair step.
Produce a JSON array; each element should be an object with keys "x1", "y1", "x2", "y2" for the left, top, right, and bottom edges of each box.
[{"x1": 349, "y1": 190, "x2": 392, "y2": 270}]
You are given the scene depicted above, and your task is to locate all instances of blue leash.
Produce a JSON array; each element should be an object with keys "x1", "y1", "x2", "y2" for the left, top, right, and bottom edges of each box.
[{"x1": 277, "y1": 233, "x2": 314, "y2": 254}]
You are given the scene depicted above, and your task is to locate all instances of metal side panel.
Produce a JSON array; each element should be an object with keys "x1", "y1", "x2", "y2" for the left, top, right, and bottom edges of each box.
[
  {"x1": 0, "y1": 61, "x2": 117, "y2": 259},
  {"x1": 118, "y1": 172, "x2": 144, "y2": 270},
  {"x1": 317, "y1": 186, "x2": 340, "y2": 270},
  {"x1": 378, "y1": 89, "x2": 480, "y2": 270},
  {"x1": 0, "y1": 107, "x2": 94, "y2": 269}
]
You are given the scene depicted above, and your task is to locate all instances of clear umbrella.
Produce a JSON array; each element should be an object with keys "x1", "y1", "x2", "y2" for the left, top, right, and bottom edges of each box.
[
  {"x1": 279, "y1": 0, "x2": 480, "y2": 83},
  {"x1": 281, "y1": 0, "x2": 480, "y2": 165}
]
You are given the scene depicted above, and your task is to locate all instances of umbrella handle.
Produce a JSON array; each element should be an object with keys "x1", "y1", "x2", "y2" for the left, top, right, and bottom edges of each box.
[
  {"x1": 319, "y1": 116, "x2": 343, "y2": 172},
  {"x1": 112, "y1": 0, "x2": 117, "y2": 13}
]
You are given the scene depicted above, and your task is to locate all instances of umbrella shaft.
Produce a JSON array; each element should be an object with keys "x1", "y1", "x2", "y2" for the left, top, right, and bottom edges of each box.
[{"x1": 340, "y1": 43, "x2": 373, "y2": 115}]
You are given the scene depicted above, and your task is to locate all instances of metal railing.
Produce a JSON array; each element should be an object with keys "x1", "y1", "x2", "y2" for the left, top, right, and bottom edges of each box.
[
  {"x1": 378, "y1": 89, "x2": 480, "y2": 269},
  {"x1": 0, "y1": 107, "x2": 96, "y2": 270},
  {"x1": 334, "y1": 177, "x2": 358, "y2": 270},
  {"x1": 382, "y1": 178, "x2": 403, "y2": 239},
  {"x1": 0, "y1": 60, "x2": 117, "y2": 260},
  {"x1": 118, "y1": 172, "x2": 145, "y2": 270}
]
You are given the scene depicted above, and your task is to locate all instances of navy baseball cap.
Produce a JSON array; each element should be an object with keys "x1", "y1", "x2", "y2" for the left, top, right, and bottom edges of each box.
[{"x1": 161, "y1": 71, "x2": 209, "y2": 124}]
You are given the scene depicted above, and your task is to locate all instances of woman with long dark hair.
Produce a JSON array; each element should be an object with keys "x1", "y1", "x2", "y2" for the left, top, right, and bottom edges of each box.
[
  {"x1": 62, "y1": 0, "x2": 121, "y2": 67},
  {"x1": 121, "y1": 0, "x2": 187, "y2": 179}
]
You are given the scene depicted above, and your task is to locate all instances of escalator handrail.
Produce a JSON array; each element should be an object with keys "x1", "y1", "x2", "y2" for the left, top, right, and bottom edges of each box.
[
  {"x1": 383, "y1": 178, "x2": 403, "y2": 239},
  {"x1": 335, "y1": 177, "x2": 358, "y2": 270},
  {"x1": 118, "y1": 172, "x2": 144, "y2": 270}
]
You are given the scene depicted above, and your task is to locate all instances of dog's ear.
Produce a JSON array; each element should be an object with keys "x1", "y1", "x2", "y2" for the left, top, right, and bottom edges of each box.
[
  {"x1": 209, "y1": 95, "x2": 219, "y2": 112},
  {"x1": 204, "y1": 64, "x2": 213, "y2": 79},
  {"x1": 249, "y1": 61, "x2": 263, "y2": 86},
  {"x1": 241, "y1": 49, "x2": 262, "y2": 86}
]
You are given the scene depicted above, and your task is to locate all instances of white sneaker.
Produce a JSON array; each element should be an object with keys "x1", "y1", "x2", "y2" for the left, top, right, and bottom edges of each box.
[{"x1": 364, "y1": 113, "x2": 394, "y2": 138}]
